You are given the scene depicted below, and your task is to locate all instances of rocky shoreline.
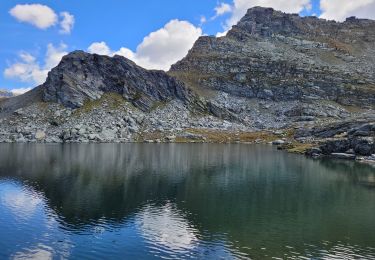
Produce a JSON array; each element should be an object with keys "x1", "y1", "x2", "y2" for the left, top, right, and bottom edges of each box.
[
  {"x1": 276, "y1": 121, "x2": 375, "y2": 164},
  {"x1": 1, "y1": 98, "x2": 373, "y2": 164}
]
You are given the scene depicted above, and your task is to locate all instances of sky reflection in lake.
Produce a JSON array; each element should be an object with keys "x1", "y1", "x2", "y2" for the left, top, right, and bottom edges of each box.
[{"x1": 0, "y1": 144, "x2": 374, "y2": 259}]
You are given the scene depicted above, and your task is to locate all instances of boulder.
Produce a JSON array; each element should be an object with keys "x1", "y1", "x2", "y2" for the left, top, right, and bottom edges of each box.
[
  {"x1": 100, "y1": 128, "x2": 117, "y2": 141},
  {"x1": 166, "y1": 135, "x2": 176, "y2": 142},
  {"x1": 305, "y1": 147, "x2": 322, "y2": 156},
  {"x1": 348, "y1": 123, "x2": 375, "y2": 137},
  {"x1": 351, "y1": 137, "x2": 375, "y2": 156},
  {"x1": 272, "y1": 139, "x2": 286, "y2": 145},
  {"x1": 320, "y1": 139, "x2": 351, "y2": 155},
  {"x1": 330, "y1": 153, "x2": 356, "y2": 160},
  {"x1": 35, "y1": 130, "x2": 46, "y2": 141}
]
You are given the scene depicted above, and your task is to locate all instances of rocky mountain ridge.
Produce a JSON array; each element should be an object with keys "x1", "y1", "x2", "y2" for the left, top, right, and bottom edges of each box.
[
  {"x1": 0, "y1": 7, "x2": 374, "y2": 160},
  {"x1": 42, "y1": 51, "x2": 202, "y2": 111},
  {"x1": 0, "y1": 51, "x2": 204, "y2": 115},
  {"x1": 170, "y1": 7, "x2": 375, "y2": 108}
]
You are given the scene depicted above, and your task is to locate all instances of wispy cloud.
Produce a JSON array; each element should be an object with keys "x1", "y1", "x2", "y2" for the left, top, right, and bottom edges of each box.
[
  {"x1": 11, "y1": 87, "x2": 32, "y2": 95},
  {"x1": 9, "y1": 4, "x2": 75, "y2": 34},
  {"x1": 59, "y1": 11, "x2": 75, "y2": 34},
  {"x1": 4, "y1": 43, "x2": 68, "y2": 85}
]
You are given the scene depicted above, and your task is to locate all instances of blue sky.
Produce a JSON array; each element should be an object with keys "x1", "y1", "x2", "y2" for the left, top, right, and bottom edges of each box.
[{"x1": 1, "y1": 0, "x2": 374, "y2": 93}]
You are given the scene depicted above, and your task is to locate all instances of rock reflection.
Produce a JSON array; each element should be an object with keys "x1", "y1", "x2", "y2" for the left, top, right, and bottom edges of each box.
[
  {"x1": 0, "y1": 144, "x2": 284, "y2": 227},
  {"x1": 318, "y1": 158, "x2": 375, "y2": 188},
  {"x1": 0, "y1": 143, "x2": 374, "y2": 259}
]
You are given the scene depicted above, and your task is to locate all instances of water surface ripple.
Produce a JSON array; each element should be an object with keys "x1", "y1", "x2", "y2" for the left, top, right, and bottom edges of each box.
[{"x1": 0, "y1": 144, "x2": 374, "y2": 259}]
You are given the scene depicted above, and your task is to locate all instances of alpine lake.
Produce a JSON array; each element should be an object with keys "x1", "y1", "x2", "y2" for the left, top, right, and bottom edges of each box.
[{"x1": 0, "y1": 144, "x2": 374, "y2": 259}]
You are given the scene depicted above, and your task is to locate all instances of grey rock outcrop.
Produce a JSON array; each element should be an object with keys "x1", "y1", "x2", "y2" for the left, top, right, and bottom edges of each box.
[
  {"x1": 304, "y1": 122, "x2": 375, "y2": 158},
  {"x1": 42, "y1": 51, "x2": 198, "y2": 111}
]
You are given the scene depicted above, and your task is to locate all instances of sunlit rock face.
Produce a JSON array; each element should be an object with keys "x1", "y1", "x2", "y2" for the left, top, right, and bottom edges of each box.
[{"x1": 170, "y1": 7, "x2": 375, "y2": 108}]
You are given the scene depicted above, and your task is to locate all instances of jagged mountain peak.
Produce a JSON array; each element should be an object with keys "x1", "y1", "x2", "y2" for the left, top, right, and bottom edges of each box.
[
  {"x1": 56, "y1": 50, "x2": 138, "y2": 69},
  {"x1": 227, "y1": 6, "x2": 375, "y2": 42},
  {"x1": 228, "y1": 6, "x2": 305, "y2": 38},
  {"x1": 42, "y1": 51, "x2": 194, "y2": 111}
]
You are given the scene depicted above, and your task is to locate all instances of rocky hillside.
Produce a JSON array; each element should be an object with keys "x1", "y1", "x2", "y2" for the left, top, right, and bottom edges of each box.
[
  {"x1": 171, "y1": 7, "x2": 375, "y2": 108},
  {"x1": 42, "y1": 51, "x2": 202, "y2": 111},
  {"x1": 0, "y1": 52, "x2": 239, "y2": 143},
  {"x1": 0, "y1": 7, "x2": 374, "y2": 151},
  {"x1": 170, "y1": 7, "x2": 375, "y2": 130}
]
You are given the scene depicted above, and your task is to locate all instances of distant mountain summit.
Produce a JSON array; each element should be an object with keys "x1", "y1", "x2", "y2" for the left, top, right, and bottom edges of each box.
[{"x1": 170, "y1": 6, "x2": 375, "y2": 108}]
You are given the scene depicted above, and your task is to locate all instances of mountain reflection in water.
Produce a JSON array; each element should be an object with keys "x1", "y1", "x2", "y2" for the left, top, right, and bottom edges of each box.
[{"x1": 0, "y1": 144, "x2": 374, "y2": 259}]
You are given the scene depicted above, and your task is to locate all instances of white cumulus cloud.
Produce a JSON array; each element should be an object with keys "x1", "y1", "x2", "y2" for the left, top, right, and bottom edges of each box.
[
  {"x1": 132, "y1": 19, "x2": 202, "y2": 70},
  {"x1": 4, "y1": 44, "x2": 68, "y2": 86},
  {"x1": 9, "y1": 4, "x2": 58, "y2": 29},
  {"x1": 11, "y1": 87, "x2": 33, "y2": 96},
  {"x1": 9, "y1": 4, "x2": 75, "y2": 34},
  {"x1": 19, "y1": 52, "x2": 36, "y2": 64},
  {"x1": 221, "y1": 0, "x2": 312, "y2": 30},
  {"x1": 87, "y1": 41, "x2": 112, "y2": 56},
  {"x1": 44, "y1": 43, "x2": 68, "y2": 69},
  {"x1": 216, "y1": 30, "x2": 229, "y2": 37},
  {"x1": 320, "y1": 0, "x2": 375, "y2": 21},
  {"x1": 59, "y1": 12, "x2": 75, "y2": 34},
  {"x1": 88, "y1": 19, "x2": 202, "y2": 71}
]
